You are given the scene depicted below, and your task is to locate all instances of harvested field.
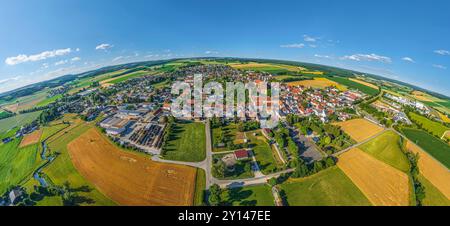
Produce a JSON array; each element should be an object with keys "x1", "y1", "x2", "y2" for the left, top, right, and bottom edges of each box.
[
  {"x1": 287, "y1": 77, "x2": 346, "y2": 91},
  {"x1": 406, "y1": 141, "x2": 450, "y2": 200},
  {"x1": 334, "y1": 118, "x2": 384, "y2": 142},
  {"x1": 349, "y1": 78, "x2": 379, "y2": 90},
  {"x1": 19, "y1": 129, "x2": 42, "y2": 148},
  {"x1": 411, "y1": 91, "x2": 434, "y2": 102},
  {"x1": 337, "y1": 148, "x2": 410, "y2": 206},
  {"x1": 68, "y1": 128, "x2": 197, "y2": 206}
]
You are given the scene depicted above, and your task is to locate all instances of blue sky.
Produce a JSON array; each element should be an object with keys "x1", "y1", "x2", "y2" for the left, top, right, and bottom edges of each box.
[{"x1": 0, "y1": 0, "x2": 449, "y2": 96}]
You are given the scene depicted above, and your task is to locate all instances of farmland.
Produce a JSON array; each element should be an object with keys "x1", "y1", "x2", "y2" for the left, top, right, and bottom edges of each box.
[
  {"x1": 406, "y1": 141, "x2": 450, "y2": 200},
  {"x1": 334, "y1": 118, "x2": 384, "y2": 142},
  {"x1": 19, "y1": 129, "x2": 43, "y2": 148},
  {"x1": 221, "y1": 184, "x2": 274, "y2": 206},
  {"x1": 163, "y1": 121, "x2": 206, "y2": 162},
  {"x1": 327, "y1": 76, "x2": 379, "y2": 96},
  {"x1": 230, "y1": 62, "x2": 304, "y2": 74},
  {"x1": 287, "y1": 77, "x2": 346, "y2": 91},
  {"x1": 0, "y1": 111, "x2": 42, "y2": 134},
  {"x1": 103, "y1": 70, "x2": 151, "y2": 85},
  {"x1": 337, "y1": 148, "x2": 410, "y2": 206},
  {"x1": 43, "y1": 120, "x2": 115, "y2": 205},
  {"x1": 68, "y1": 128, "x2": 197, "y2": 205},
  {"x1": 281, "y1": 167, "x2": 371, "y2": 206},
  {"x1": 35, "y1": 94, "x2": 63, "y2": 107},
  {"x1": 408, "y1": 112, "x2": 448, "y2": 137},
  {"x1": 402, "y1": 128, "x2": 450, "y2": 168},
  {"x1": 418, "y1": 174, "x2": 450, "y2": 206},
  {"x1": 358, "y1": 130, "x2": 410, "y2": 173},
  {"x1": 0, "y1": 139, "x2": 42, "y2": 194},
  {"x1": 349, "y1": 78, "x2": 379, "y2": 90}
]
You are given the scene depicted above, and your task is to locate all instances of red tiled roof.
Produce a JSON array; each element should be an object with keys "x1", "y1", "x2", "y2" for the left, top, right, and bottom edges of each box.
[{"x1": 234, "y1": 150, "x2": 249, "y2": 159}]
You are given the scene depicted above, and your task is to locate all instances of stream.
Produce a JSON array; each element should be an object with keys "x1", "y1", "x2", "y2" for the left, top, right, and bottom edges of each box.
[{"x1": 32, "y1": 141, "x2": 55, "y2": 187}]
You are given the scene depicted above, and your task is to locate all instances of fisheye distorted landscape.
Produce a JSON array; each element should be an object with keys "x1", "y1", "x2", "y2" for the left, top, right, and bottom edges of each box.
[{"x1": 0, "y1": 0, "x2": 449, "y2": 207}]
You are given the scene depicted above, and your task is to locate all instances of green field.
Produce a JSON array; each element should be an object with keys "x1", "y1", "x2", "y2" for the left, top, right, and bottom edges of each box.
[
  {"x1": 280, "y1": 167, "x2": 371, "y2": 206},
  {"x1": 327, "y1": 76, "x2": 379, "y2": 96},
  {"x1": 402, "y1": 128, "x2": 450, "y2": 168},
  {"x1": 418, "y1": 174, "x2": 450, "y2": 206},
  {"x1": 43, "y1": 121, "x2": 115, "y2": 206},
  {"x1": 409, "y1": 112, "x2": 448, "y2": 137},
  {"x1": 35, "y1": 94, "x2": 63, "y2": 108},
  {"x1": 194, "y1": 168, "x2": 206, "y2": 206},
  {"x1": 40, "y1": 123, "x2": 70, "y2": 142},
  {"x1": 221, "y1": 184, "x2": 274, "y2": 206},
  {"x1": 108, "y1": 70, "x2": 150, "y2": 84},
  {"x1": 246, "y1": 131, "x2": 282, "y2": 174},
  {"x1": 0, "y1": 139, "x2": 42, "y2": 194},
  {"x1": 358, "y1": 130, "x2": 410, "y2": 173},
  {"x1": 0, "y1": 111, "x2": 42, "y2": 134},
  {"x1": 212, "y1": 123, "x2": 238, "y2": 152},
  {"x1": 163, "y1": 121, "x2": 206, "y2": 162}
]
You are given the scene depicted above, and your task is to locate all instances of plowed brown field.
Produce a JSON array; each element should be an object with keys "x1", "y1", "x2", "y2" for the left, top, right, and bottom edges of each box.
[{"x1": 19, "y1": 129, "x2": 42, "y2": 148}]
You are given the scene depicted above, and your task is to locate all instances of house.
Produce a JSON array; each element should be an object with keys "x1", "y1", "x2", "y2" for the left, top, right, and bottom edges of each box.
[
  {"x1": 9, "y1": 188, "x2": 23, "y2": 205},
  {"x1": 234, "y1": 149, "x2": 249, "y2": 160}
]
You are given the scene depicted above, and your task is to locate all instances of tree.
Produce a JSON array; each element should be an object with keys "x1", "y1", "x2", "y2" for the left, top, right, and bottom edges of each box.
[
  {"x1": 208, "y1": 184, "x2": 222, "y2": 206},
  {"x1": 267, "y1": 178, "x2": 277, "y2": 187},
  {"x1": 213, "y1": 161, "x2": 226, "y2": 178}
]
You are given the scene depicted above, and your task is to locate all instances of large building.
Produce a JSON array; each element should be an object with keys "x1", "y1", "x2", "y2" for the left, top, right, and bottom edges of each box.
[{"x1": 100, "y1": 116, "x2": 132, "y2": 135}]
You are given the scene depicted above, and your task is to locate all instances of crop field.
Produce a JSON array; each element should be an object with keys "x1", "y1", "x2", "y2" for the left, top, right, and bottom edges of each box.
[
  {"x1": 402, "y1": 128, "x2": 450, "y2": 168},
  {"x1": 406, "y1": 141, "x2": 450, "y2": 200},
  {"x1": 230, "y1": 62, "x2": 305, "y2": 74},
  {"x1": 334, "y1": 118, "x2": 384, "y2": 142},
  {"x1": 43, "y1": 120, "x2": 115, "y2": 206},
  {"x1": 411, "y1": 91, "x2": 436, "y2": 102},
  {"x1": 246, "y1": 130, "x2": 282, "y2": 174},
  {"x1": 40, "y1": 123, "x2": 70, "y2": 142},
  {"x1": 408, "y1": 112, "x2": 448, "y2": 137},
  {"x1": 337, "y1": 148, "x2": 410, "y2": 206},
  {"x1": 358, "y1": 130, "x2": 410, "y2": 173},
  {"x1": 19, "y1": 129, "x2": 43, "y2": 148},
  {"x1": 1, "y1": 91, "x2": 48, "y2": 112},
  {"x1": 35, "y1": 94, "x2": 63, "y2": 107},
  {"x1": 281, "y1": 167, "x2": 371, "y2": 206},
  {"x1": 349, "y1": 78, "x2": 379, "y2": 90},
  {"x1": 327, "y1": 76, "x2": 379, "y2": 96},
  {"x1": 418, "y1": 174, "x2": 450, "y2": 206},
  {"x1": 102, "y1": 70, "x2": 151, "y2": 85},
  {"x1": 221, "y1": 184, "x2": 274, "y2": 206},
  {"x1": 287, "y1": 77, "x2": 347, "y2": 91},
  {"x1": 0, "y1": 139, "x2": 42, "y2": 194},
  {"x1": 68, "y1": 128, "x2": 197, "y2": 206},
  {"x1": 0, "y1": 111, "x2": 42, "y2": 134},
  {"x1": 163, "y1": 121, "x2": 206, "y2": 162},
  {"x1": 437, "y1": 112, "x2": 450, "y2": 123}
]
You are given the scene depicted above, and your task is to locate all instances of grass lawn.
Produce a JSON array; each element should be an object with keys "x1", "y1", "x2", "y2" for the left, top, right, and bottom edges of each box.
[
  {"x1": 212, "y1": 123, "x2": 239, "y2": 152},
  {"x1": 163, "y1": 120, "x2": 206, "y2": 162},
  {"x1": 280, "y1": 167, "x2": 372, "y2": 206},
  {"x1": 327, "y1": 76, "x2": 379, "y2": 96},
  {"x1": 358, "y1": 130, "x2": 410, "y2": 173},
  {"x1": 409, "y1": 112, "x2": 448, "y2": 137},
  {"x1": 402, "y1": 128, "x2": 450, "y2": 168},
  {"x1": 212, "y1": 153, "x2": 254, "y2": 179},
  {"x1": 418, "y1": 174, "x2": 450, "y2": 206},
  {"x1": 0, "y1": 111, "x2": 42, "y2": 134},
  {"x1": 246, "y1": 130, "x2": 282, "y2": 174},
  {"x1": 194, "y1": 168, "x2": 206, "y2": 206},
  {"x1": 221, "y1": 184, "x2": 274, "y2": 206},
  {"x1": 0, "y1": 139, "x2": 42, "y2": 194},
  {"x1": 43, "y1": 120, "x2": 115, "y2": 205}
]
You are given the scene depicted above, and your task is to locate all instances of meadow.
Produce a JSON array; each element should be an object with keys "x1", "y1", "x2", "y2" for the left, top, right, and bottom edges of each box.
[
  {"x1": 0, "y1": 111, "x2": 42, "y2": 134},
  {"x1": 358, "y1": 130, "x2": 410, "y2": 173},
  {"x1": 163, "y1": 121, "x2": 206, "y2": 162},
  {"x1": 281, "y1": 167, "x2": 371, "y2": 206},
  {"x1": 408, "y1": 112, "x2": 448, "y2": 137},
  {"x1": 246, "y1": 130, "x2": 282, "y2": 174},
  {"x1": 221, "y1": 184, "x2": 274, "y2": 206},
  {"x1": 193, "y1": 168, "x2": 206, "y2": 206},
  {"x1": 35, "y1": 94, "x2": 63, "y2": 108},
  {"x1": 327, "y1": 76, "x2": 379, "y2": 96},
  {"x1": 402, "y1": 128, "x2": 450, "y2": 168}
]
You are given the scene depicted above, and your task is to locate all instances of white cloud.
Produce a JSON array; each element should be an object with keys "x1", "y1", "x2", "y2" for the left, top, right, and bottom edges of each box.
[
  {"x1": 434, "y1": 49, "x2": 450, "y2": 55},
  {"x1": 0, "y1": 76, "x2": 21, "y2": 84},
  {"x1": 95, "y1": 43, "x2": 113, "y2": 50},
  {"x1": 76, "y1": 48, "x2": 81, "y2": 52},
  {"x1": 54, "y1": 60, "x2": 68, "y2": 66},
  {"x1": 341, "y1": 53, "x2": 392, "y2": 63},
  {"x1": 433, "y1": 64, "x2": 447, "y2": 69},
  {"x1": 309, "y1": 44, "x2": 317, "y2": 48},
  {"x1": 303, "y1": 35, "x2": 318, "y2": 42},
  {"x1": 205, "y1": 50, "x2": 219, "y2": 54},
  {"x1": 314, "y1": 54, "x2": 331, "y2": 59},
  {"x1": 42, "y1": 63, "x2": 49, "y2": 69},
  {"x1": 401, "y1": 57, "x2": 415, "y2": 63},
  {"x1": 71, "y1": 57, "x2": 81, "y2": 62},
  {"x1": 5, "y1": 48, "x2": 72, "y2": 65},
  {"x1": 280, "y1": 43, "x2": 305, "y2": 48},
  {"x1": 112, "y1": 56, "x2": 124, "y2": 62}
]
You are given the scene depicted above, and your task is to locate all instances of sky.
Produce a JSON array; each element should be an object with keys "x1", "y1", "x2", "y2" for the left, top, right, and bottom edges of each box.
[{"x1": 0, "y1": 0, "x2": 449, "y2": 96}]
